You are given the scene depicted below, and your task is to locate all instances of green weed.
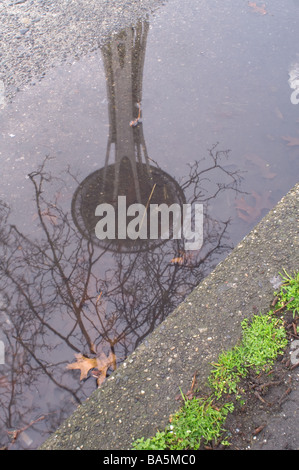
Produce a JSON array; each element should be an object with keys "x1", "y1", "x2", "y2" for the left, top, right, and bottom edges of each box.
[
  {"x1": 208, "y1": 346, "x2": 246, "y2": 400},
  {"x1": 274, "y1": 269, "x2": 299, "y2": 317},
  {"x1": 208, "y1": 312, "x2": 288, "y2": 399},
  {"x1": 241, "y1": 313, "x2": 288, "y2": 373},
  {"x1": 132, "y1": 398, "x2": 233, "y2": 450},
  {"x1": 132, "y1": 431, "x2": 169, "y2": 451}
]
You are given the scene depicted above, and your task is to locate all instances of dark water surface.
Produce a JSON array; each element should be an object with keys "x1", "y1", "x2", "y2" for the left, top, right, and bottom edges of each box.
[{"x1": 0, "y1": 0, "x2": 298, "y2": 449}]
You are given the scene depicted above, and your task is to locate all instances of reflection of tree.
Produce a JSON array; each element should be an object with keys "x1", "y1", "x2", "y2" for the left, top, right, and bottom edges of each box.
[
  {"x1": 0, "y1": 147, "x2": 243, "y2": 449},
  {"x1": 180, "y1": 143, "x2": 242, "y2": 202}
]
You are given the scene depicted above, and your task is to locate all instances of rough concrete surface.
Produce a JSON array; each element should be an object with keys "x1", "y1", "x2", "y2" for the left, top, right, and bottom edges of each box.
[
  {"x1": 0, "y1": 0, "x2": 164, "y2": 102},
  {"x1": 40, "y1": 182, "x2": 299, "y2": 450}
]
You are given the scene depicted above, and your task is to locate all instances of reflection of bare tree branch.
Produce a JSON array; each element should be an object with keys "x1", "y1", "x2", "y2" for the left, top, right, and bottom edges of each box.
[
  {"x1": 3, "y1": 258, "x2": 80, "y2": 354},
  {"x1": 13, "y1": 334, "x2": 80, "y2": 404},
  {"x1": 28, "y1": 168, "x2": 98, "y2": 355},
  {"x1": 180, "y1": 143, "x2": 246, "y2": 203},
  {"x1": 0, "y1": 147, "x2": 244, "y2": 448}
]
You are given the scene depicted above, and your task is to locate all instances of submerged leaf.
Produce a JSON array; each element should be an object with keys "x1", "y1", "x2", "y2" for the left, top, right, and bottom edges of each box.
[
  {"x1": 248, "y1": 2, "x2": 267, "y2": 15},
  {"x1": 235, "y1": 190, "x2": 272, "y2": 224},
  {"x1": 170, "y1": 256, "x2": 185, "y2": 265},
  {"x1": 244, "y1": 153, "x2": 276, "y2": 179},
  {"x1": 282, "y1": 135, "x2": 299, "y2": 147},
  {"x1": 170, "y1": 251, "x2": 195, "y2": 266}
]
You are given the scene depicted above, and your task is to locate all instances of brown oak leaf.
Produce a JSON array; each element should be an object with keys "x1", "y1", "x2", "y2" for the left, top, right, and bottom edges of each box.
[
  {"x1": 248, "y1": 2, "x2": 267, "y2": 15},
  {"x1": 170, "y1": 251, "x2": 195, "y2": 266},
  {"x1": 67, "y1": 351, "x2": 116, "y2": 386},
  {"x1": 244, "y1": 153, "x2": 276, "y2": 179},
  {"x1": 235, "y1": 190, "x2": 272, "y2": 224},
  {"x1": 282, "y1": 136, "x2": 299, "y2": 147}
]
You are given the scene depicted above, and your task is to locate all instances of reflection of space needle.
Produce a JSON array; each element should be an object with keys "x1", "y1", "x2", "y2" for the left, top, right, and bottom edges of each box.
[{"x1": 72, "y1": 19, "x2": 185, "y2": 252}]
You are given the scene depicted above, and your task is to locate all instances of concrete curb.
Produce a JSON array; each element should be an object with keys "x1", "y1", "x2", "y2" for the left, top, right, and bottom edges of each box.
[{"x1": 40, "y1": 182, "x2": 299, "y2": 450}]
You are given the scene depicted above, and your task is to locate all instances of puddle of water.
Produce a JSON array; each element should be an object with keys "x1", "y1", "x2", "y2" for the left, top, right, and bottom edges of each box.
[{"x1": 0, "y1": 0, "x2": 299, "y2": 449}]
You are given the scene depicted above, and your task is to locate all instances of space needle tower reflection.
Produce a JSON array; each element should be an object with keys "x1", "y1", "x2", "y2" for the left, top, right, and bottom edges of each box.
[{"x1": 72, "y1": 19, "x2": 186, "y2": 253}]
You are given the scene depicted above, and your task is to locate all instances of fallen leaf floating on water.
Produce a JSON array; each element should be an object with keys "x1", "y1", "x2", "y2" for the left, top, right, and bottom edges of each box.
[
  {"x1": 66, "y1": 351, "x2": 116, "y2": 386},
  {"x1": 66, "y1": 354, "x2": 98, "y2": 380},
  {"x1": 92, "y1": 351, "x2": 117, "y2": 387},
  {"x1": 248, "y1": 2, "x2": 267, "y2": 15},
  {"x1": 282, "y1": 135, "x2": 299, "y2": 147},
  {"x1": 235, "y1": 190, "x2": 272, "y2": 224},
  {"x1": 274, "y1": 107, "x2": 284, "y2": 120}
]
